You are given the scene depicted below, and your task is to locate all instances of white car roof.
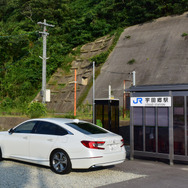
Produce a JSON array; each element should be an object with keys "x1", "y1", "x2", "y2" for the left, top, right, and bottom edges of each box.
[
  {"x1": 26, "y1": 118, "x2": 99, "y2": 136},
  {"x1": 12, "y1": 118, "x2": 113, "y2": 137},
  {"x1": 27, "y1": 118, "x2": 85, "y2": 125}
]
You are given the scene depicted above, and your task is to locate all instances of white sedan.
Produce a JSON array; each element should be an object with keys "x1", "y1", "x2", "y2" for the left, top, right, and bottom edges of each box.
[{"x1": 0, "y1": 118, "x2": 126, "y2": 174}]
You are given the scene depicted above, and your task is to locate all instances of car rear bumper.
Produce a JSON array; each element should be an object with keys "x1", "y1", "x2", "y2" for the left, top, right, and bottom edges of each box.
[{"x1": 71, "y1": 150, "x2": 126, "y2": 169}]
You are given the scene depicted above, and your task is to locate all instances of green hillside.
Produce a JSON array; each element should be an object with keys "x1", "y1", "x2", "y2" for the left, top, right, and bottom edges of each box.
[{"x1": 0, "y1": 0, "x2": 187, "y2": 114}]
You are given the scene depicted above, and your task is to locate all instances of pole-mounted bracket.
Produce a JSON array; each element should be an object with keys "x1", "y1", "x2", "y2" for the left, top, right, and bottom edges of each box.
[{"x1": 39, "y1": 56, "x2": 49, "y2": 60}]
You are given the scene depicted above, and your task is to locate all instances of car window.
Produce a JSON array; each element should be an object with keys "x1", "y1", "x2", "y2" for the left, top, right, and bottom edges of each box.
[
  {"x1": 35, "y1": 121, "x2": 68, "y2": 136},
  {"x1": 56, "y1": 125, "x2": 69, "y2": 136},
  {"x1": 14, "y1": 121, "x2": 37, "y2": 134},
  {"x1": 66, "y1": 122, "x2": 108, "y2": 135}
]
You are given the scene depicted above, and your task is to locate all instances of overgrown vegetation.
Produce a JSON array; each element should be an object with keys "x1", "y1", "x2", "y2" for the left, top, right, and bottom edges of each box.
[
  {"x1": 26, "y1": 101, "x2": 47, "y2": 118},
  {"x1": 124, "y1": 35, "x2": 131, "y2": 39},
  {"x1": 127, "y1": 59, "x2": 136, "y2": 65},
  {"x1": 0, "y1": 0, "x2": 188, "y2": 113},
  {"x1": 91, "y1": 28, "x2": 124, "y2": 66},
  {"x1": 181, "y1": 33, "x2": 188, "y2": 37}
]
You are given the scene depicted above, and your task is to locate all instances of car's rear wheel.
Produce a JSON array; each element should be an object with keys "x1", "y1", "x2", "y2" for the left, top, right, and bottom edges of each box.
[
  {"x1": 0, "y1": 148, "x2": 2, "y2": 161},
  {"x1": 50, "y1": 149, "x2": 72, "y2": 174}
]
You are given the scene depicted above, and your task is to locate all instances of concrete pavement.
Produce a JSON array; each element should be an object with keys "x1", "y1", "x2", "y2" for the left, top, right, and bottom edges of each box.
[{"x1": 99, "y1": 158, "x2": 188, "y2": 188}]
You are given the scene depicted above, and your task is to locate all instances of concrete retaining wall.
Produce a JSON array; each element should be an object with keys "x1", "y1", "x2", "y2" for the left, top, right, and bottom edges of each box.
[{"x1": 0, "y1": 117, "x2": 29, "y2": 131}]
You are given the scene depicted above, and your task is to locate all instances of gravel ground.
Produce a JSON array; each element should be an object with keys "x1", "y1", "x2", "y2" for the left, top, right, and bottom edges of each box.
[{"x1": 0, "y1": 159, "x2": 145, "y2": 188}]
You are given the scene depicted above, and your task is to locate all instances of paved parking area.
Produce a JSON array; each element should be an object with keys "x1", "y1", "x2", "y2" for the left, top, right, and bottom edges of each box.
[
  {"x1": 100, "y1": 159, "x2": 188, "y2": 188},
  {"x1": 0, "y1": 158, "x2": 188, "y2": 188}
]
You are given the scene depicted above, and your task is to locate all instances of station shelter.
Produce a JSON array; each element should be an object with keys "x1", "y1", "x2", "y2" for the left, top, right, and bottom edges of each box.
[
  {"x1": 95, "y1": 99, "x2": 119, "y2": 134},
  {"x1": 126, "y1": 84, "x2": 188, "y2": 164}
]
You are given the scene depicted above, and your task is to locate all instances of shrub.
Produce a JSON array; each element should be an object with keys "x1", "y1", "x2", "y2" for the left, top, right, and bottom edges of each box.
[
  {"x1": 26, "y1": 102, "x2": 47, "y2": 118},
  {"x1": 127, "y1": 58, "x2": 136, "y2": 65},
  {"x1": 90, "y1": 52, "x2": 109, "y2": 66},
  {"x1": 181, "y1": 33, "x2": 188, "y2": 37},
  {"x1": 96, "y1": 119, "x2": 103, "y2": 127},
  {"x1": 63, "y1": 113, "x2": 75, "y2": 119},
  {"x1": 124, "y1": 35, "x2": 131, "y2": 39},
  {"x1": 1, "y1": 97, "x2": 14, "y2": 108}
]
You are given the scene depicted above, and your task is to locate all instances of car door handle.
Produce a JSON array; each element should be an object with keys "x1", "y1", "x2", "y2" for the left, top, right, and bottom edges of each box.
[
  {"x1": 23, "y1": 136, "x2": 28, "y2": 139},
  {"x1": 47, "y1": 139, "x2": 53, "y2": 142}
]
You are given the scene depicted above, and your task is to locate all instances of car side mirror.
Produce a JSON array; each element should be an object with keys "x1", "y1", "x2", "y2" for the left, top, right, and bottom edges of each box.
[{"x1": 8, "y1": 128, "x2": 14, "y2": 134}]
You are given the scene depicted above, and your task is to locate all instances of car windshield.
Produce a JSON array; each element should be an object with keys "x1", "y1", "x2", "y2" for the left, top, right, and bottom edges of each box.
[{"x1": 66, "y1": 122, "x2": 108, "y2": 135}]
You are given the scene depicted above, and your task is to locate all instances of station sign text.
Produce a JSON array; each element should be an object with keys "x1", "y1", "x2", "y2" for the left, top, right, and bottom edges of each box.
[{"x1": 131, "y1": 97, "x2": 171, "y2": 107}]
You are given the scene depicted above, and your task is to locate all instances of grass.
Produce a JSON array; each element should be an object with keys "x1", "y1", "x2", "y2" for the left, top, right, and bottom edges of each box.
[
  {"x1": 181, "y1": 33, "x2": 188, "y2": 37},
  {"x1": 127, "y1": 58, "x2": 136, "y2": 65},
  {"x1": 0, "y1": 105, "x2": 130, "y2": 132},
  {"x1": 0, "y1": 107, "x2": 26, "y2": 117},
  {"x1": 47, "y1": 112, "x2": 129, "y2": 122},
  {"x1": 120, "y1": 115, "x2": 130, "y2": 121},
  {"x1": 47, "y1": 104, "x2": 130, "y2": 122},
  {"x1": 58, "y1": 83, "x2": 66, "y2": 90}
]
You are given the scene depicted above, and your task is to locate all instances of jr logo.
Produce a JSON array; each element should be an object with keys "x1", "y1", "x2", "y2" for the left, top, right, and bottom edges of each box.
[{"x1": 133, "y1": 98, "x2": 143, "y2": 104}]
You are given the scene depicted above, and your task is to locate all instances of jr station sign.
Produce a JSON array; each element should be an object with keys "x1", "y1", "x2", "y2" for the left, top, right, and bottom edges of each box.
[{"x1": 131, "y1": 96, "x2": 171, "y2": 107}]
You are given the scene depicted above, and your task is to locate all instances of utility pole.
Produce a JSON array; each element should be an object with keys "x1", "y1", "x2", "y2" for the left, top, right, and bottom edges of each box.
[
  {"x1": 38, "y1": 19, "x2": 55, "y2": 103},
  {"x1": 132, "y1": 71, "x2": 136, "y2": 86},
  {"x1": 74, "y1": 69, "x2": 77, "y2": 116},
  {"x1": 93, "y1": 61, "x2": 95, "y2": 124},
  {"x1": 109, "y1": 85, "x2": 111, "y2": 99}
]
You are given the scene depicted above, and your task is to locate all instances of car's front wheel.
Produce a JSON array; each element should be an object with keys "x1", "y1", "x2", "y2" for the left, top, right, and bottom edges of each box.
[{"x1": 50, "y1": 149, "x2": 72, "y2": 174}]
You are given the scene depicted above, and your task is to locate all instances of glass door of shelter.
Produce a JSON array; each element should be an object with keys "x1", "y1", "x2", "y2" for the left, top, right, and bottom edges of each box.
[
  {"x1": 173, "y1": 96, "x2": 187, "y2": 156},
  {"x1": 157, "y1": 108, "x2": 169, "y2": 154},
  {"x1": 133, "y1": 107, "x2": 169, "y2": 154}
]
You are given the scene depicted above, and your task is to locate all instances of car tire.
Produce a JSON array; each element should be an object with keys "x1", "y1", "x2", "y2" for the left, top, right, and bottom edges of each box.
[
  {"x1": 0, "y1": 148, "x2": 2, "y2": 161},
  {"x1": 50, "y1": 149, "x2": 72, "y2": 174}
]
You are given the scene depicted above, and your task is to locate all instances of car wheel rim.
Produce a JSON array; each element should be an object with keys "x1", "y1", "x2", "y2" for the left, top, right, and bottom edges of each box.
[{"x1": 52, "y1": 152, "x2": 68, "y2": 173}]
